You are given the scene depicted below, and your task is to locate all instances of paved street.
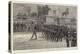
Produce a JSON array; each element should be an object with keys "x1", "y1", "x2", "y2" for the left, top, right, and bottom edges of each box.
[{"x1": 13, "y1": 32, "x2": 67, "y2": 50}]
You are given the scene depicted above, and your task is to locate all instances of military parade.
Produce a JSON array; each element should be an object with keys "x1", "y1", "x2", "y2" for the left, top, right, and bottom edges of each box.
[{"x1": 13, "y1": 4, "x2": 77, "y2": 49}]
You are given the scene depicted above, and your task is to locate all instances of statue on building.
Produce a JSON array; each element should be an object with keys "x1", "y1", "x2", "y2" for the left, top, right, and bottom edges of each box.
[{"x1": 62, "y1": 8, "x2": 69, "y2": 17}]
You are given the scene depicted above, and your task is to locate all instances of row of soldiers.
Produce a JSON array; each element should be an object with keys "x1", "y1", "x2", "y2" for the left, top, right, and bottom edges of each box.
[
  {"x1": 41, "y1": 25, "x2": 77, "y2": 47},
  {"x1": 13, "y1": 23, "x2": 26, "y2": 32}
]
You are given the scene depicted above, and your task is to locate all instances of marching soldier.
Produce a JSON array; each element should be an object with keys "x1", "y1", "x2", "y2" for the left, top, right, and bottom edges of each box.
[
  {"x1": 71, "y1": 31, "x2": 77, "y2": 47},
  {"x1": 65, "y1": 27, "x2": 70, "y2": 47},
  {"x1": 30, "y1": 22, "x2": 37, "y2": 40}
]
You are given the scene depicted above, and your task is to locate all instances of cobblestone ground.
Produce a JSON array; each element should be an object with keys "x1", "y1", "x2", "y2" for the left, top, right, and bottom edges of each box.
[{"x1": 13, "y1": 32, "x2": 67, "y2": 50}]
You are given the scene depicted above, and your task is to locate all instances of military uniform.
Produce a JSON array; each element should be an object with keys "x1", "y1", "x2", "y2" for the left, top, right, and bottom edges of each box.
[{"x1": 30, "y1": 23, "x2": 37, "y2": 40}]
